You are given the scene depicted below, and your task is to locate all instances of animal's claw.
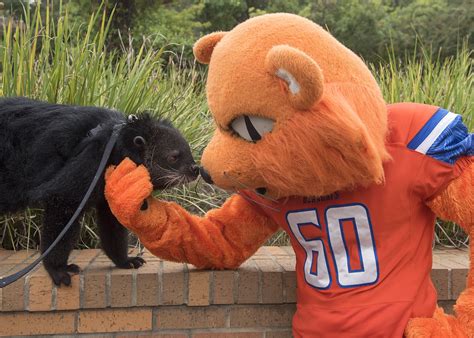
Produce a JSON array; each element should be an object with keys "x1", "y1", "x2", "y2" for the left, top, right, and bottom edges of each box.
[
  {"x1": 66, "y1": 263, "x2": 80, "y2": 274},
  {"x1": 116, "y1": 256, "x2": 146, "y2": 269}
]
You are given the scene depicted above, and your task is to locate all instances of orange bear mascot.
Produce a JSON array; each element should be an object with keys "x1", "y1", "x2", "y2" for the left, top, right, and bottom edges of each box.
[{"x1": 105, "y1": 14, "x2": 473, "y2": 337}]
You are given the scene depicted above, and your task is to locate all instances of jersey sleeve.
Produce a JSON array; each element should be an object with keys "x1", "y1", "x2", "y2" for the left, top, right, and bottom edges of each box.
[{"x1": 407, "y1": 107, "x2": 473, "y2": 201}]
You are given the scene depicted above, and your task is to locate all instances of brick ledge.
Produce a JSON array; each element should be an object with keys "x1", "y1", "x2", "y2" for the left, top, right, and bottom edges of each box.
[{"x1": 0, "y1": 246, "x2": 468, "y2": 337}]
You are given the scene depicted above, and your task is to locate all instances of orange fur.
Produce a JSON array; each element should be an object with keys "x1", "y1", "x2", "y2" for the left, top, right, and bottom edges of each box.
[
  {"x1": 405, "y1": 307, "x2": 467, "y2": 338},
  {"x1": 265, "y1": 45, "x2": 324, "y2": 110},
  {"x1": 193, "y1": 31, "x2": 227, "y2": 64}
]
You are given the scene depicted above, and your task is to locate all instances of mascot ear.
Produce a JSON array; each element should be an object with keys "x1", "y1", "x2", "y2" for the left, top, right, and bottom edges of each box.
[
  {"x1": 193, "y1": 32, "x2": 227, "y2": 64},
  {"x1": 265, "y1": 45, "x2": 324, "y2": 110}
]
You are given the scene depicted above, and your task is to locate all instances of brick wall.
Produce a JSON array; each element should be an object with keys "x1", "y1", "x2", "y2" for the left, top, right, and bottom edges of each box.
[{"x1": 0, "y1": 246, "x2": 468, "y2": 337}]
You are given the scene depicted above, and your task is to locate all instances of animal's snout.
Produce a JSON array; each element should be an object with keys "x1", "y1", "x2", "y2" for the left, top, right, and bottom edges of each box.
[{"x1": 199, "y1": 167, "x2": 214, "y2": 184}]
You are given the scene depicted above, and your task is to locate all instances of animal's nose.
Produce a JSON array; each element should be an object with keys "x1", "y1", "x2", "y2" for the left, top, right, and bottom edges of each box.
[
  {"x1": 199, "y1": 167, "x2": 214, "y2": 184},
  {"x1": 190, "y1": 164, "x2": 200, "y2": 177}
]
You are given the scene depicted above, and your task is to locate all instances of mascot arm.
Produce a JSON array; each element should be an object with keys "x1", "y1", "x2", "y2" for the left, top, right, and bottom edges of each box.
[
  {"x1": 105, "y1": 158, "x2": 280, "y2": 269},
  {"x1": 429, "y1": 158, "x2": 474, "y2": 337},
  {"x1": 427, "y1": 158, "x2": 473, "y2": 245},
  {"x1": 406, "y1": 157, "x2": 473, "y2": 338}
]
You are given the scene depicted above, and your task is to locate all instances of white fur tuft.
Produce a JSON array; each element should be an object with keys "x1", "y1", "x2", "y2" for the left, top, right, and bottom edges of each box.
[{"x1": 275, "y1": 68, "x2": 300, "y2": 94}]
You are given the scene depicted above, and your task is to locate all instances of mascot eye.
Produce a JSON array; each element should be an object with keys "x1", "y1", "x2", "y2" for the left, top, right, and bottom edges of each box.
[{"x1": 230, "y1": 115, "x2": 275, "y2": 142}]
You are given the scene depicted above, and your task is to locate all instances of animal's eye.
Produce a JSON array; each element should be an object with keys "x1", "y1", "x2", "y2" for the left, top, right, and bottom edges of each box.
[
  {"x1": 229, "y1": 115, "x2": 275, "y2": 142},
  {"x1": 133, "y1": 136, "x2": 146, "y2": 147}
]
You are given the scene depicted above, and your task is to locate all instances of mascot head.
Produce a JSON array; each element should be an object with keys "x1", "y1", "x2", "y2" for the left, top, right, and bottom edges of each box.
[{"x1": 194, "y1": 13, "x2": 390, "y2": 199}]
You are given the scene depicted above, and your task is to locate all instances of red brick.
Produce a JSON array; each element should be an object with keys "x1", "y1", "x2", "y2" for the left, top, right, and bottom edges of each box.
[
  {"x1": 265, "y1": 330, "x2": 293, "y2": 338},
  {"x1": 0, "y1": 252, "x2": 40, "y2": 311},
  {"x1": 161, "y1": 261, "x2": 185, "y2": 305},
  {"x1": 110, "y1": 268, "x2": 133, "y2": 307},
  {"x1": 0, "y1": 249, "x2": 14, "y2": 262},
  {"x1": 73, "y1": 249, "x2": 101, "y2": 266},
  {"x1": 253, "y1": 247, "x2": 268, "y2": 257},
  {"x1": 27, "y1": 266, "x2": 53, "y2": 311},
  {"x1": 254, "y1": 259, "x2": 283, "y2": 303},
  {"x1": 118, "y1": 334, "x2": 187, "y2": 338},
  {"x1": 280, "y1": 247, "x2": 294, "y2": 255},
  {"x1": 213, "y1": 270, "x2": 235, "y2": 304},
  {"x1": 1, "y1": 250, "x2": 37, "y2": 264},
  {"x1": 192, "y1": 332, "x2": 262, "y2": 338},
  {"x1": 265, "y1": 246, "x2": 290, "y2": 257},
  {"x1": 1, "y1": 276, "x2": 25, "y2": 311},
  {"x1": 0, "y1": 311, "x2": 75, "y2": 336},
  {"x1": 188, "y1": 268, "x2": 211, "y2": 306},
  {"x1": 136, "y1": 263, "x2": 160, "y2": 307},
  {"x1": 83, "y1": 259, "x2": 111, "y2": 308},
  {"x1": 78, "y1": 308, "x2": 152, "y2": 333},
  {"x1": 237, "y1": 260, "x2": 259, "y2": 304},
  {"x1": 56, "y1": 274, "x2": 80, "y2": 310},
  {"x1": 155, "y1": 306, "x2": 227, "y2": 329},
  {"x1": 451, "y1": 268, "x2": 468, "y2": 299},
  {"x1": 431, "y1": 268, "x2": 449, "y2": 300},
  {"x1": 276, "y1": 257, "x2": 296, "y2": 303},
  {"x1": 230, "y1": 304, "x2": 295, "y2": 328},
  {"x1": 439, "y1": 300, "x2": 456, "y2": 314}
]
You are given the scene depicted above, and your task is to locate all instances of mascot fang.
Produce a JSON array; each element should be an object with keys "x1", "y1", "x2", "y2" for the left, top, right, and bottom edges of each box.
[{"x1": 105, "y1": 14, "x2": 473, "y2": 337}]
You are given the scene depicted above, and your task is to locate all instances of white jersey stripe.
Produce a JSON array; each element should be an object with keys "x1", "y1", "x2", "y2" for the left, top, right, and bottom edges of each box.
[{"x1": 415, "y1": 112, "x2": 457, "y2": 154}]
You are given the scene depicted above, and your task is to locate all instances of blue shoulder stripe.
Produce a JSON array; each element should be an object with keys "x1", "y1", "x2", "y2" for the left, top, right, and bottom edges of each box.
[
  {"x1": 407, "y1": 108, "x2": 473, "y2": 164},
  {"x1": 407, "y1": 108, "x2": 449, "y2": 150}
]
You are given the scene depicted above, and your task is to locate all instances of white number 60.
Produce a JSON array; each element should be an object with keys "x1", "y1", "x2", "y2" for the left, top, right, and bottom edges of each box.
[{"x1": 287, "y1": 204, "x2": 379, "y2": 289}]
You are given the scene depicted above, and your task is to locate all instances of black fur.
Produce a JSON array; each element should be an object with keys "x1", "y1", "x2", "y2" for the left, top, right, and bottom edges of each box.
[{"x1": 0, "y1": 97, "x2": 198, "y2": 286}]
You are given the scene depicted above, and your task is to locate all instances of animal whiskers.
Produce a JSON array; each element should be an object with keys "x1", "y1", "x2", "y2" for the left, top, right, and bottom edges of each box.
[{"x1": 147, "y1": 161, "x2": 189, "y2": 189}]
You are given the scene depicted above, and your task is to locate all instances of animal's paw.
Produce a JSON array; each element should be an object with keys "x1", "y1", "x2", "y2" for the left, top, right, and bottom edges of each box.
[
  {"x1": 47, "y1": 264, "x2": 81, "y2": 287},
  {"x1": 116, "y1": 256, "x2": 146, "y2": 269}
]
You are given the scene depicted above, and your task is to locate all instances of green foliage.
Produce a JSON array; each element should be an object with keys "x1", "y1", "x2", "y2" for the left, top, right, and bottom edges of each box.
[
  {"x1": 133, "y1": 1, "x2": 209, "y2": 62},
  {"x1": 4, "y1": 0, "x2": 471, "y2": 64},
  {"x1": 252, "y1": 0, "x2": 473, "y2": 63},
  {"x1": 201, "y1": 0, "x2": 249, "y2": 31}
]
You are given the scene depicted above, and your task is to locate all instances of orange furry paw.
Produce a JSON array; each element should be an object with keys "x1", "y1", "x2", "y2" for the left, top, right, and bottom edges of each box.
[
  {"x1": 105, "y1": 157, "x2": 153, "y2": 228},
  {"x1": 406, "y1": 307, "x2": 467, "y2": 338}
]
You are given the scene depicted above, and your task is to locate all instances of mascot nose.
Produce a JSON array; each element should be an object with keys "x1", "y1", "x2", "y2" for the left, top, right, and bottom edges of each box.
[{"x1": 199, "y1": 167, "x2": 214, "y2": 184}]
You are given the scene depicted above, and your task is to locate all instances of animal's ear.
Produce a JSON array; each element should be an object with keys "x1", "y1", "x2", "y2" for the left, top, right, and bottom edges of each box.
[
  {"x1": 265, "y1": 45, "x2": 324, "y2": 111},
  {"x1": 193, "y1": 32, "x2": 227, "y2": 64}
]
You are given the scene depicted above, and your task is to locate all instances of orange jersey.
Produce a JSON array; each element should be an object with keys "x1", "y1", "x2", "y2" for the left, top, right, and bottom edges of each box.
[{"x1": 242, "y1": 103, "x2": 473, "y2": 337}]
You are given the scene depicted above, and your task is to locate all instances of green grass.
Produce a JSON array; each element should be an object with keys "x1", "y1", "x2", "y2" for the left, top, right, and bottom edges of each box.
[{"x1": 0, "y1": 5, "x2": 471, "y2": 250}]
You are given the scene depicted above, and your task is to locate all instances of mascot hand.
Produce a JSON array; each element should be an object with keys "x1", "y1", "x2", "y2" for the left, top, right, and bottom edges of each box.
[
  {"x1": 405, "y1": 307, "x2": 467, "y2": 338},
  {"x1": 106, "y1": 158, "x2": 279, "y2": 268},
  {"x1": 105, "y1": 158, "x2": 153, "y2": 229}
]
